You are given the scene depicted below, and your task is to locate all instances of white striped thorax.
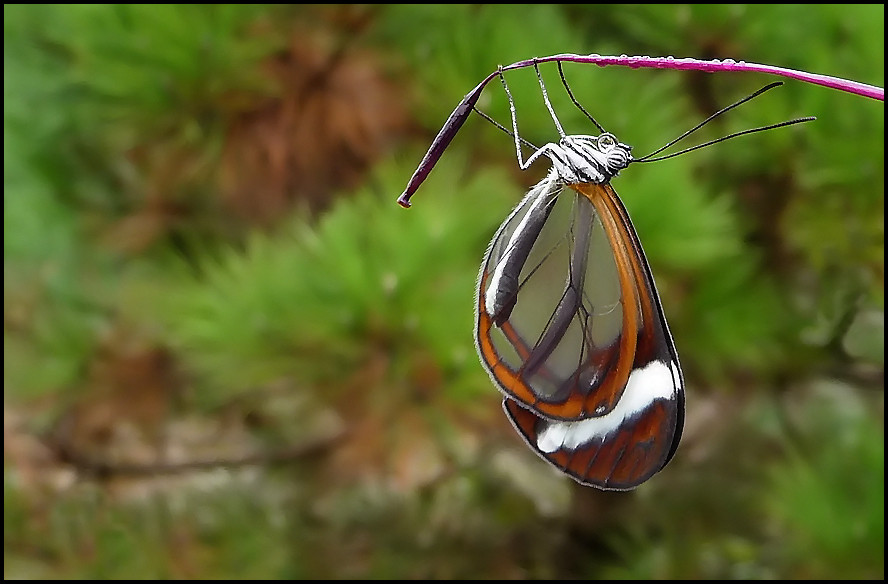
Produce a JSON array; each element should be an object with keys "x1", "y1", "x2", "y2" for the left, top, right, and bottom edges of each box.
[{"x1": 531, "y1": 133, "x2": 633, "y2": 185}]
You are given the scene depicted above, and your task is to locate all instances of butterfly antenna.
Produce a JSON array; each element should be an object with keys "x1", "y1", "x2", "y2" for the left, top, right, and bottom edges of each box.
[
  {"x1": 635, "y1": 116, "x2": 815, "y2": 163},
  {"x1": 635, "y1": 81, "x2": 811, "y2": 162}
]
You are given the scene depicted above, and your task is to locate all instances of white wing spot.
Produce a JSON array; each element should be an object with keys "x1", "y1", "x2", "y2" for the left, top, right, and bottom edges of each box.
[{"x1": 537, "y1": 360, "x2": 678, "y2": 453}]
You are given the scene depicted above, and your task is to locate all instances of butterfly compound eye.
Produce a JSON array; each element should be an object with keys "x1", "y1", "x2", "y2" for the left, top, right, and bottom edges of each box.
[{"x1": 597, "y1": 133, "x2": 617, "y2": 151}]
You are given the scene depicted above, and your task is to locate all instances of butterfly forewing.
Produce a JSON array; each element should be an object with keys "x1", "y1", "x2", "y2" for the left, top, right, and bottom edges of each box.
[
  {"x1": 476, "y1": 177, "x2": 673, "y2": 420},
  {"x1": 476, "y1": 179, "x2": 683, "y2": 488}
]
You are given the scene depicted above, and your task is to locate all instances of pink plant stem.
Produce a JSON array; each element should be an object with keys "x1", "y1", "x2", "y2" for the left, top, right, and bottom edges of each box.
[{"x1": 398, "y1": 54, "x2": 884, "y2": 207}]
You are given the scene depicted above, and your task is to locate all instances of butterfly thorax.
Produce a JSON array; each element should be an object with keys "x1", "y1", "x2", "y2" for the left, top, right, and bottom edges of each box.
[{"x1": 545, "y1": 133, "x2": 633, "y2": 185}]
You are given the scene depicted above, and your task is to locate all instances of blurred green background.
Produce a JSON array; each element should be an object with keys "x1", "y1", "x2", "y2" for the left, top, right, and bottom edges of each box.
[{"x1": 4, "y1": 4, "x2": 883, "y2": 579}]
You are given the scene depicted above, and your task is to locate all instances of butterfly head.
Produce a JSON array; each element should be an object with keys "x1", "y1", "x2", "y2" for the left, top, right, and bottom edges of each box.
[{"x1": 555, "y1": 133, "x2": 633, "y2": 184}]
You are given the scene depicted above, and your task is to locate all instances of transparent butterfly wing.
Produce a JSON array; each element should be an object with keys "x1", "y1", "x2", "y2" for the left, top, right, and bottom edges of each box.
[{"x1": 475, "y1": 178, "x2": 684, "y2": 489}]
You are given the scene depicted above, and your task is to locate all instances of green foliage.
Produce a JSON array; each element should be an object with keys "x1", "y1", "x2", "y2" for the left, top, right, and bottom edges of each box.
[
  {"x1": 682, "y1": 257, "x2": 790, "y2": 381},
  {"x1": 3, "y1": 477, "x2": 297, "y2": 579},
  {"x1": 4, "y1": 4, "x2": 285, "y2": 397},
  {"x1": 766, "y1": 383, "x2": 884, "y2": 579},
  {"x1": 4, "y1": 56, "x2": 101, "y2": 397},
  {"x1": 4, "y1": 3, "x2": 289, "y2": 238},
  {"x1": 37, "y1": 4, "x2": 277, "y2": 138},
  {"x1": 165, "y1": 156, "x2": 515, "y2": 406}
]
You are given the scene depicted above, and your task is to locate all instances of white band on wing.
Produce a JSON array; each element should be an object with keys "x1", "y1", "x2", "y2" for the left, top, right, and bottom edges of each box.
[{"x1": 536, "y1": 359, "x2": 679, "y2": 453}]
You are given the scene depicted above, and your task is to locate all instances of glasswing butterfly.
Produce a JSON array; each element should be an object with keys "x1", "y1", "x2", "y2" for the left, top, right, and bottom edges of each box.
[{"x1": 401, "y1": 59, "x2": 813, "y2": 491}]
